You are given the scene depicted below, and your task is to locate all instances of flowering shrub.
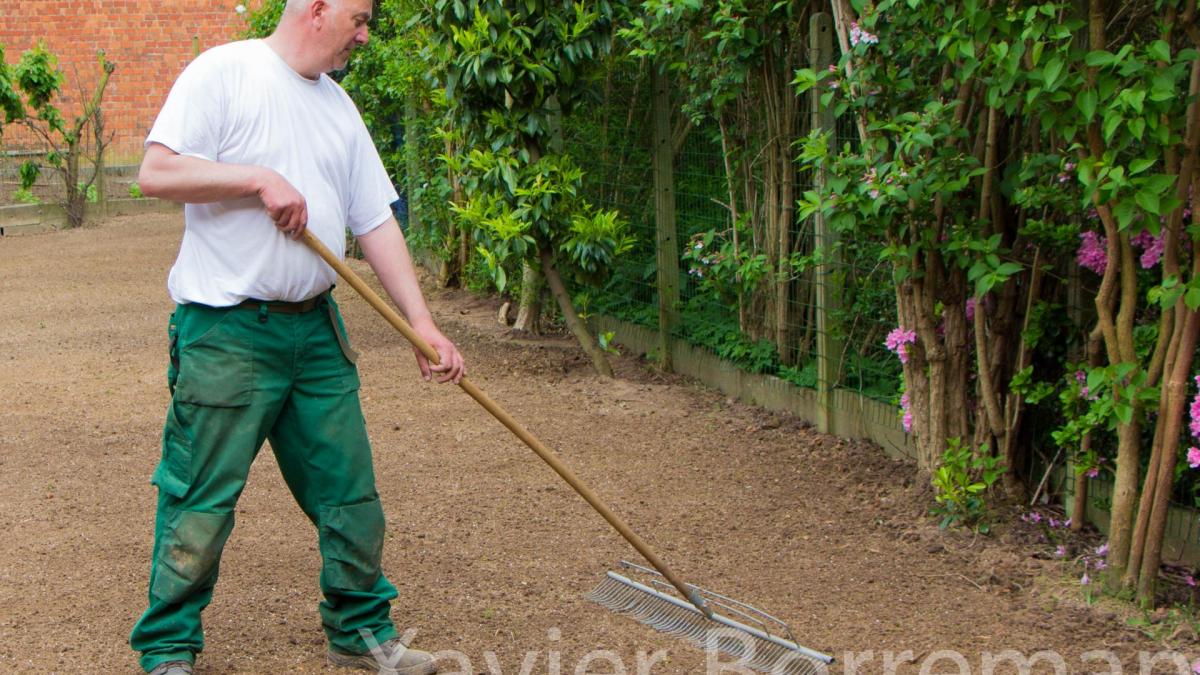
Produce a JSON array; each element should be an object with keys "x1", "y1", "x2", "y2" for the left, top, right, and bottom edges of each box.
[
  {"x1": 1130, "y1": 230, "x2": 1164, "y2": 269},
  {"x1": 884, "y1": 327, "x2": 916, "y2": 364},
  {"x1": 848, "y1": 22, "x2": 877, "y2": 47},
  {"x1": 883, "y1": 328, "x2": 917, "y2": 431},
  {"x1": 1076, "y1": 231, "x2": 1108, "y2": 276}
]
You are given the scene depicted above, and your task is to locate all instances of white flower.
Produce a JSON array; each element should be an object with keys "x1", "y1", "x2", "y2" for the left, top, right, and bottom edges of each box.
[{"x1": 235, "y1": 4, "x2": 247, "y2": 14}]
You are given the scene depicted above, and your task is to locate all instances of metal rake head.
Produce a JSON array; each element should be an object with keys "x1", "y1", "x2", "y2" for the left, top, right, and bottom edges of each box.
[{"x1": 587, "y1": 564, "x2": 833, "y2": 675}]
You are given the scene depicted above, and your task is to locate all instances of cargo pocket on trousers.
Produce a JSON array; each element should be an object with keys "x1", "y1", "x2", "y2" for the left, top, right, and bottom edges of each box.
[
  {"x1": 151, "y1": 416, "x2": 191, "y2": 500},
  {"x1": 318, "y1": 498, "x2": 385, "y2": 591},
  {"x1": 151, "y1": 509, "x2": 235, "y2": 604},
  {"x1": 174, "y1": 310, "x2": 254, "y2": 407}
]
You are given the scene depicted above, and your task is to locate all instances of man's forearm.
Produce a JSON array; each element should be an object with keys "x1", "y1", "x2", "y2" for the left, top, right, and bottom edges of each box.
[
  {"x1": 357, "y1": 218, "x2": 436, "y2": 328},
  {"x1": 139, "y1": 143, "x2": 267, "y2": 204}
]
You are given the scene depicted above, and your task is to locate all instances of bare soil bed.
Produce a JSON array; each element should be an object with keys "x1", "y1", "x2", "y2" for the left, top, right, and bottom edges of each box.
[{"x1": 0, "y1": 213, "x2": 1195, "y2": 673}]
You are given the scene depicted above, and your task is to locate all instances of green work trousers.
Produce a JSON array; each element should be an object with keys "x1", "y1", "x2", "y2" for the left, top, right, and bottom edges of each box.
[{"x1": 130, "y1": 295, "x2": 399, "y2": 673}]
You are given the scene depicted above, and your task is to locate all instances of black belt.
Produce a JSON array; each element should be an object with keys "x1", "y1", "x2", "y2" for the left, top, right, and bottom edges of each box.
[{"x1": 235, "y1": 296, "x2": 324, "y2": 314}]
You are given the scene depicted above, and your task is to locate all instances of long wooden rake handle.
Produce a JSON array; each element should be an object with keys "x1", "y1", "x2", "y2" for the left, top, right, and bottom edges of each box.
[{"x1": 303, "y1": 231, "x2": 713, "y2": 619}]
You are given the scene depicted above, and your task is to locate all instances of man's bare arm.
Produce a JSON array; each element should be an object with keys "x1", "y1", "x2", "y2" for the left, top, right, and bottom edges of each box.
[
  {"x1": 357, "y1": 218, "x2": 465, "y2": 383},
  {"x1": 139, "y1": 142, "x2": 309, "y2": 237}
]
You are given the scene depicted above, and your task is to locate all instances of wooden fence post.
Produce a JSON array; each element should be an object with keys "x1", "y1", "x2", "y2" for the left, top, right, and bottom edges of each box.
[
  {"x1": 811, "y1": 12, "x2": 843, "y2": 435},
  {"x1": 652, "y1": 62, "x2": 680, "y2": 371},
  {"x1": 403, "y1": 95, "x2": 423, "y2": 235}
]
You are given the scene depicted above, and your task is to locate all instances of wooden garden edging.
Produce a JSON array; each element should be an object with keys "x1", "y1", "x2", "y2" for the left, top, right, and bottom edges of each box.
[{"x1": 0, "y1": 198, "x2": 179, "y2": 236}]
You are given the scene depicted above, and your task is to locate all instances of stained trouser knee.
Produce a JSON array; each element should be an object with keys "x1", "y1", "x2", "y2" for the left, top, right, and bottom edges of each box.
[
  {"x1": 151, "y1": 508, "x2": 236, "y2": 603},
  {"x1": 317, "y1": 497, "x2": 386, "y2": 591}
]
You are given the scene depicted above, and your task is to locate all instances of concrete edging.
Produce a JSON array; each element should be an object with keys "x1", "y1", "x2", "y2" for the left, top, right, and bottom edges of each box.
[{"x1": 590, "y1": 314, "x2": 916, "y2": 461}]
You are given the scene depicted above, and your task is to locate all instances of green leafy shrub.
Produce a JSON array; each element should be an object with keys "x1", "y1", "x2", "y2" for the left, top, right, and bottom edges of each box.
[{"x1": 931, "y1": 439, "x2": 1006, "y2": 532}]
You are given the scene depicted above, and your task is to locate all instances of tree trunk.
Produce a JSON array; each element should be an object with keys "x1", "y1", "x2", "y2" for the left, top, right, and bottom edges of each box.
[
  {"x1": 539, "y1": 247, "x2": 613, "y2": 378},
  {"x1": 1126, "y1": 417, "x2": 1166, "y2": 593},
  {"x1": 1105, "y1": 417, "x2": 1142, "y2": 591},
  {"x1": 92, "y1": 109, "x2": 107, "y2": 220},
  {"x1": 1000, "y1": 249, "x2": 1043, "y2": 499},
  {"x1": 512, "y1": 262, "x2": 543, "y2": 335},
  {"x1": 1137, "y1": 309, "x2": 1200, "y2": 605},
  {"x1": 1104, "y1": 232, "x2": 1144, "y2": 591},
  {"x1": 64, "y1": 144, "x2": 84, "y2": 229}
]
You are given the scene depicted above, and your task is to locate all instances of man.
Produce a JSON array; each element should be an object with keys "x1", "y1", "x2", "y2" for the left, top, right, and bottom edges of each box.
[{"x1": 129, "y1": 1, "x2": 460, "y2": 673}]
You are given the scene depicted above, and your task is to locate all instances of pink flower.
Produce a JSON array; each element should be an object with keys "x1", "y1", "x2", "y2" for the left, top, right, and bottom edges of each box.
[
  {"x1": 1064, "y1": 518, "x2": 1072, "y2": 528},
  {"x1": 1093, "y1": 558, "x2": 1107, "y2": 571},
  {"x1": 1076, "y1": 231, "x2": 1108, "y2": 275},
  {"x1": 1076, "y1": 368, "x2": 1099, "y2": 400},
  {"x1": 1095, "y1": 543, "x2": 1108, "y2": 556},
  {"x1": 899, "y1": 392, "x2": 912, "y2": 433},
  {"x1": 1086, "y1": 466, "x2": 1099, "y2": 478},
  {"x1": 1131, "y1": 230, "x2": 1164, "y2": 268},
  {"x1": 849, "y1": 22, "x2": 878, "y2": 46},
  {"x1": 1080, "y1": 572, "x2": 1090, "y2": 585},
  {"x1": 1187, "y1": 575, "x2": 1197, "y2": 587},
  {"x1": 965, "y1": 298, "x2": 976, "y2": 322},
  {"x1": 1189, "y1": 447, "x2": 1200, "y2": 469},
  {"x1": 1191, "y1": 381, "x2": 1200, "y2": 440},
  {"x1": 1057, "y1": 162, "x2": 1077, "y2": 185},
  {"x1": 1192, "y1": 659, "x2": 1200, "y2": 675},
  {"x1": 1055, "y1": 545, "x2": 1066, "y2": 558},
  {"x1": 885, "y1": 327, "x2": 917, "y2": 364}
]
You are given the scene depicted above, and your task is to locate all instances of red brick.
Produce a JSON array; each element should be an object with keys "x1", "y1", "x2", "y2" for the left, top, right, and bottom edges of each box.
[{"x1": 2, "y1": 2, "x2": 247, "y2": 159}]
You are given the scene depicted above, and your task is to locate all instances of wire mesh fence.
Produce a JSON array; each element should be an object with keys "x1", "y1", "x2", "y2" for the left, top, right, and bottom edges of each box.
[
  {"x1": 0, "y1": 126, "x2": 146, "y2": 208},
  {"x1": 560, "y1": 69, "x2": 902, "y2": 411}
]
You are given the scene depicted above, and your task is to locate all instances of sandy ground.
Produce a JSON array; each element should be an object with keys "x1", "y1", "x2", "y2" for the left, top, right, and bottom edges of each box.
[{"x1": 0, "y1": 212, "x2": 1196, "y2": 674}]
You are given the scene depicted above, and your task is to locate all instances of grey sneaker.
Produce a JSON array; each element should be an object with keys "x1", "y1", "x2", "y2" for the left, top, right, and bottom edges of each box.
[
  {"x1": 147, "y1": 661, "x2": 193, "y2": 675},
  {"x1": 328, "y1": 638, "x2": 437, "y2": 674}
]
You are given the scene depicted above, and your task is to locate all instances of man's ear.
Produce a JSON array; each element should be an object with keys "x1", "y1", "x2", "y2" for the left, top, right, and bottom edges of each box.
[{"x1": 311, "y1": 0, "x2": 330, "y2": 26}]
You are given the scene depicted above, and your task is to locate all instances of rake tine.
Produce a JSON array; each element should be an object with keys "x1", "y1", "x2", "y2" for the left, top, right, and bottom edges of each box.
[{"x1": 588, "y1": 571, "x2": 833, "y2": 675}]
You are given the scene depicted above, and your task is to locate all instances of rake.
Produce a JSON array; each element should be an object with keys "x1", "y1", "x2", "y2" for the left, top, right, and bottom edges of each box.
[{"x1": 302, "y1": 231, "x2": 834, "y2": 674}]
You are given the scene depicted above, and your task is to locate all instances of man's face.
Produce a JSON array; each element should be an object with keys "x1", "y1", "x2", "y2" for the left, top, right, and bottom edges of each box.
[{"x1": 316, "y1": 0, "x2": 372, "y2": 73}]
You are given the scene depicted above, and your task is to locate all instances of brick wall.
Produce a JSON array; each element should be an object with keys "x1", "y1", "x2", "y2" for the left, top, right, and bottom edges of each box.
[{"x1": 1, "y1": 1, "x2": 261, "y2": 163}]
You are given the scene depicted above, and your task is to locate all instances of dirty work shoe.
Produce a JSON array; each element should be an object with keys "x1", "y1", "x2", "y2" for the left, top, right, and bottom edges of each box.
[
  {"x1": 328, "y1": 638, "x2": 437, "y2": 675},
  {"x1": 147, "y1": 661, "x2": 193, "y2": 675}
]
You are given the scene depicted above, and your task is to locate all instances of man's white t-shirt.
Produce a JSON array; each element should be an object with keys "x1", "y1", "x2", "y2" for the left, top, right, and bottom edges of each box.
[{"x1": 147, "y1": 39, "x2": 398, "y2": 306}]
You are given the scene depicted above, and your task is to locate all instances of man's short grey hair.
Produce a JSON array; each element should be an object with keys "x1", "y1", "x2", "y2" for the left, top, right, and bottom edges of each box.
[{"x1": 284, "y1": 0, "x2": 338, "y2": 14}]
